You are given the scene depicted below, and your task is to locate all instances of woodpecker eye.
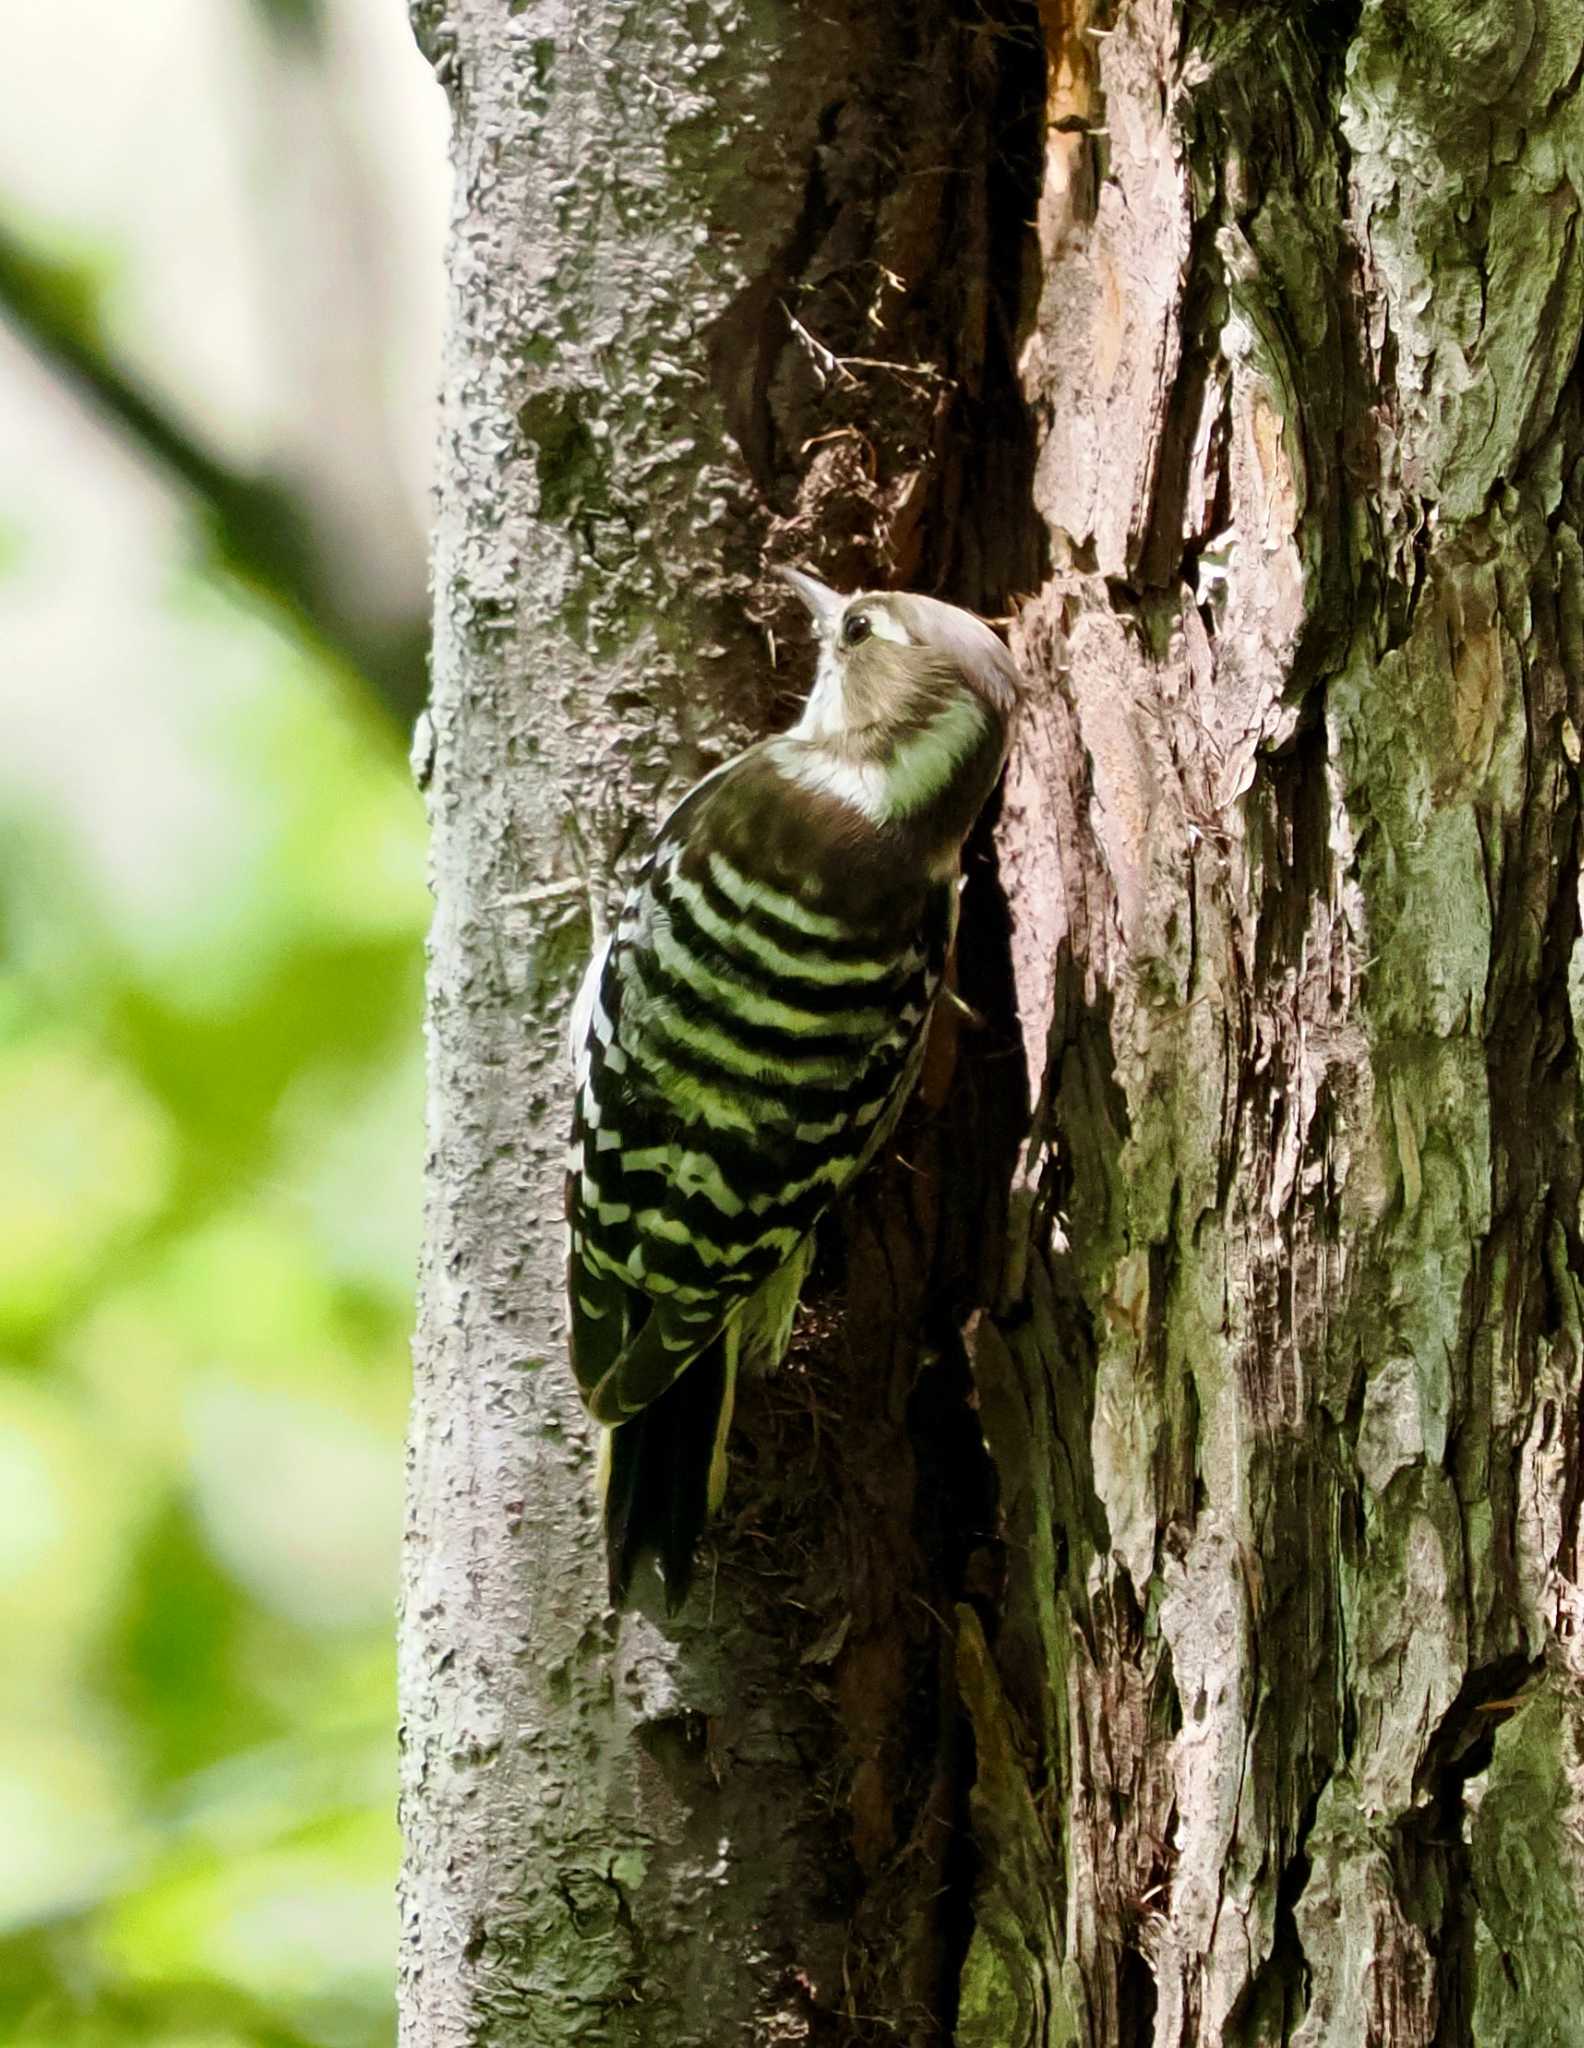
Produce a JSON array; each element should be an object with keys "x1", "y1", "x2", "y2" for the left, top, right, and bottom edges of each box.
[{"x1": 842, "y1": 612, "x2": 872, "y2": 647}]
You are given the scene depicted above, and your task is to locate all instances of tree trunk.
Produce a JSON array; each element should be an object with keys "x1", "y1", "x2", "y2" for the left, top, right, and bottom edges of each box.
[{"x1": 401, "y1": 2, "x2": 1584, "y2": 2044}]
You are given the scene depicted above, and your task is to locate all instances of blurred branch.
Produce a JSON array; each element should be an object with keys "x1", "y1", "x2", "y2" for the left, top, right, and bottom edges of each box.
[{"x1": 0, "y1": 214, "x2": 429, "y2": 737}]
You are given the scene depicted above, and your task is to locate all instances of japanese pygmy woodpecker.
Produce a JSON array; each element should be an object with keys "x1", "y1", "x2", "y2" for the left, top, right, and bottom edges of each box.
[{"x1": 565, "y1": 568, "x2": 1023, "y2": 1609}]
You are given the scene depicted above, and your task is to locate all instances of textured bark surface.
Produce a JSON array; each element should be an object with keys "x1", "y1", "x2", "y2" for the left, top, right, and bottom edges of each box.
[
  {"x1": 981, "y1": 1, "x2": 1584, "y2": 2039},
  {"x1": 402, "y1": 0, "x2": 1584, "y2": 2042},
  {"x1": 400, "y1": 2, "x2": 1038, "y2": 2039}
]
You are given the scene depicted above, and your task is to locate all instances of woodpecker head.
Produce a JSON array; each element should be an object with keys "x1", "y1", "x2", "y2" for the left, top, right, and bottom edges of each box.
[
  {"x1": 778, "y1": 567, "x2": 1021, "y2": 748},
  {"x1": 776, "y1": 567, "x2": 1023, "y2": 853}
]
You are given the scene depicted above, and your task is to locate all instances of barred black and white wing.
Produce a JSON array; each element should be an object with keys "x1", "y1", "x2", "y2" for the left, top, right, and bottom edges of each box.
[{"x1": 566, "y1": 750, "x2": 954, "y2": 1607}]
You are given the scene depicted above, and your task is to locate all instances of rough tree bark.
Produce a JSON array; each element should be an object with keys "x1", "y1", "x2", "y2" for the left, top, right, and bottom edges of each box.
[{"x1": 401, "y1": 1, "x2": 1584, "y2": 2043}]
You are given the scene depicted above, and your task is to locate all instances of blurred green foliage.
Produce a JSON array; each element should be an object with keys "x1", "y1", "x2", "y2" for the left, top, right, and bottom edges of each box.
[{"x1": 0, "y1": 560, "x2": 424, "y2": 2045}]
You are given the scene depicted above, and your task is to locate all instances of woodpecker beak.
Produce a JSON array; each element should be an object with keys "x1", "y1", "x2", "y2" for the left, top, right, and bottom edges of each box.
[{"x1": 777, "y1": 566, "x2": 845, "y2": 634}]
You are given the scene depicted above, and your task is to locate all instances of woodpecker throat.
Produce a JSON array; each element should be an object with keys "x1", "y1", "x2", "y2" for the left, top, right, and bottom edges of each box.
[{"x1": 565, "y1": 568, "x2": 1023, "y2": 1611}]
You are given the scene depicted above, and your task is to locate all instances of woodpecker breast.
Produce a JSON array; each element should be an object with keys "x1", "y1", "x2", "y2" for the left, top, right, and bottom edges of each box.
[{"x1": 566, "y1": 570, "x2": 1023, "y2": 1606}]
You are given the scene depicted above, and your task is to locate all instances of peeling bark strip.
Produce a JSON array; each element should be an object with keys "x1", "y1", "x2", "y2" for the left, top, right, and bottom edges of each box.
[{"x1": 403, "y1": 2, "x2": 1584, "y2": 2045}]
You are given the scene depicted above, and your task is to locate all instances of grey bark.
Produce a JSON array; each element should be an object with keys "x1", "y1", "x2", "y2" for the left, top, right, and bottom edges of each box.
[
  {"x1": 399, "y1": 4, "x2": 911, "y2": 2040},
  {"x1": 402, "y1": 1, "x2": 1584, "y2": 2044}
]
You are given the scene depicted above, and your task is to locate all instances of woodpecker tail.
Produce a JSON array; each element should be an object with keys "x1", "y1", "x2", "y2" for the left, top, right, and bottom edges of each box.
[
  {"x1": 597, "y1": 1240, "x2": 814, "y2": 1611},
  {"x1": 602, "y1": 1331, "x2": 737, "y2": 1613}
]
